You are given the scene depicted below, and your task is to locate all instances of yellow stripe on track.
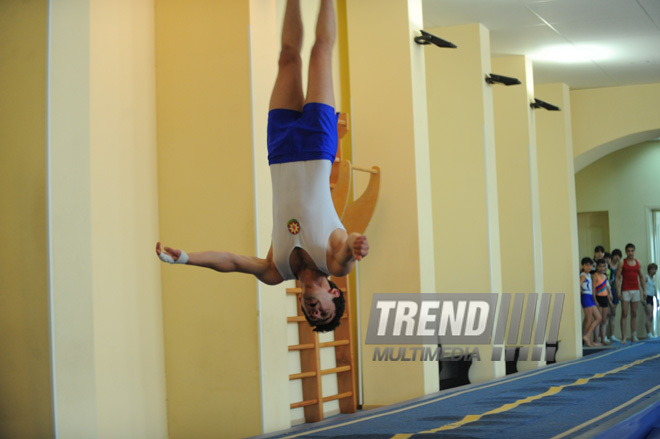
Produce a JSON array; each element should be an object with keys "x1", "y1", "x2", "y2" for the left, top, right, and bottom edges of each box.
[{"x1": 391, "y1": 352, "x2": 660, "y2": 438}]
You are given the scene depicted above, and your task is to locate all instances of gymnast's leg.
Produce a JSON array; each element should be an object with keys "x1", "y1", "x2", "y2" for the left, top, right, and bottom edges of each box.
[
  {"x1": 269, "y1": 0, "x2": 304, "y2": 112},
  {"x1": 305, "y1": 0, "x2": 336, "y2": 108}
]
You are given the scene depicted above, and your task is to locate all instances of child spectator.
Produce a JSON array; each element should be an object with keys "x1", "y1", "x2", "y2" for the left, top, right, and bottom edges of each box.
[
  {"x1": 580, "y1": 257, "x2": 602, "y2": 347},
  {"x1": 591, "y1": 245, "x2": 605, "y2": 274},
  {"x1": 607, "y1": 249, "x2": 622, "y2": 342},
  {"x1": 593, "y1": 259, "x2": 613, "y2": 345},
  {"x1": 644, "y1": 263, "x2": 658, "y2": 338}
]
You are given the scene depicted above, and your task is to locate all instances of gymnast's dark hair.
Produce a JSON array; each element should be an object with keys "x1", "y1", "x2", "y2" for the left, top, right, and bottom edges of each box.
[{"x1": 300, "y1": 279, "x2": 345, "y2": 333}]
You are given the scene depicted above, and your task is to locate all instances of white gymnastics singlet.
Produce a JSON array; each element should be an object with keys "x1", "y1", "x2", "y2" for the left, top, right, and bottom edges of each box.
[{"x1": 270, "y1": 160, "x2": 345, "y2": 280}]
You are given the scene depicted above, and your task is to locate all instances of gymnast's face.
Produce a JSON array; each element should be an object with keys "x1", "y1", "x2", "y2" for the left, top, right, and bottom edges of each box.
[{"x1": 300, "y1": 282, "x2": 340, "y2": 324}]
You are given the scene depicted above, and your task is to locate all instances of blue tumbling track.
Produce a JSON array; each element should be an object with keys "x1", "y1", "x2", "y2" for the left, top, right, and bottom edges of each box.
[
  {"x1": 256, "y1": 339, "x2": 660, "y2": 439},
  {"x1": 594, "y1": 396, "x2": 660, "y2": 439}
]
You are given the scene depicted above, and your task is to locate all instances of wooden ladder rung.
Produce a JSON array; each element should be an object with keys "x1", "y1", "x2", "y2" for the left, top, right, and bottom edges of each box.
[
  {"x1": 288, "y1": 343, "x2": 315, "y2": 351},
  {"x1": 287, "y1": 315, "x2": 307, "y2": 323},
  {"x1": 319, "y1": 339, "x2": 349, "y2": 348},
  {"x1": 289, "y1": 371, "x2": 317, "y2": 380},
  {"x1": 352, "y1": 165, "x2": 379, "y2": 175},
  {"x1": 290, "y1": 399, "x2": 319, "y2": 409},
  {"x1": 286, "y1": 287, "x2": 302, "y2": 295},
  {"x1": 321, "y1": 392, "x2": 353, "y2": 403},
  {"x1": 321, "y1": 365, "x2": 351, "y2": 376}
]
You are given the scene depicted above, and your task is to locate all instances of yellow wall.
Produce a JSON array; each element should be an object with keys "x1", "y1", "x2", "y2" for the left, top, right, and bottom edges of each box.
[
  {"x1": 571, "y1": 83, "x2": 660, "y2": 171},
  {"x1": 0, "y1": 1, "x2": 53, "y2": 437},
  {"x1": 155, "y1": 1, "x2": 262, "y2": 437}
]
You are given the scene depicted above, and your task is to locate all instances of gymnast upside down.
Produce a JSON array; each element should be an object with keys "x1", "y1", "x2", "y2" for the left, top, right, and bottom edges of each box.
[{"x1": 157, "y1": 0, "x2": 369, "y2": 332}]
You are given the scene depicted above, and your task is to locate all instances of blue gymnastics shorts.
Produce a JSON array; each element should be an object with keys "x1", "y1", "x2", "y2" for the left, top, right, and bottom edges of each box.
[
  {"x1": 267, "y1": 102, "x2": 339, "y2": 165},
  {"x1": 581, "y1": 294, "x2": 597, "y2": 308}
]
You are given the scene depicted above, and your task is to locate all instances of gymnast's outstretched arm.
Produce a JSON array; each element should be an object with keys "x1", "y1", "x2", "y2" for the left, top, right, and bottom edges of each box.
[
  {"x1": 156, "y1": 242, "x2": 284, "y2": 285},
  {"x1": 327, "y1": 232, "x2": 369, "y2": 277}
]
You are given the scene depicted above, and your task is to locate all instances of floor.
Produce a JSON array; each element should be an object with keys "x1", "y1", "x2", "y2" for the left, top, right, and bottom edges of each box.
[{"x1": 251, "y1": 339, "x2": 660, "y2": 439}]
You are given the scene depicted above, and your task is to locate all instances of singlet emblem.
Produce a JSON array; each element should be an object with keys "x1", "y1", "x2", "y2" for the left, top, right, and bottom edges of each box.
[{"x1": 287, "y1": 219, "x2": 301, "y2": 235}]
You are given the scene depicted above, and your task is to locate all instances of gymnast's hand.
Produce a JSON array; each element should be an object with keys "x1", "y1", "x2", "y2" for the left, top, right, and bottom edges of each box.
[
  {"x1": 156, "y1": 242, "x2": 189, "y2": 264},
  {"x1": 352, "y1": 235, "x2": 369, "y2": 261}
]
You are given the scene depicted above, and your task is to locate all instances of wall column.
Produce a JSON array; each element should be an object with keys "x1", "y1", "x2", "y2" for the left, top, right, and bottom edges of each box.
[
  {"x1": 49, "y1": 0, "x2": 168, "y2": 437},
  {"x1": 425, "y1": 23, "x2": 504, "y2": 382},
  {"x1": 535, "y1": 83, "x2": 582, "y2": 362},
  {"x1": 250, "y1": 0, "x2": 292, "y2": 433},
  {"x1": 49, "y1": 0, "x2": 99, "y2": 435},
  {"x1": 346, "y1": 0, "x2": 437, "y2": 407},
  {"x1": 492, "y1": 56, "x2": 544, "y2": 372}
]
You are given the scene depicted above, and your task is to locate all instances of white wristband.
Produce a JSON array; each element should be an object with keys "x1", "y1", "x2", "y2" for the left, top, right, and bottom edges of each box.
[{"x1": 159, "y1": 250, "x2": 189, "y2": 265}]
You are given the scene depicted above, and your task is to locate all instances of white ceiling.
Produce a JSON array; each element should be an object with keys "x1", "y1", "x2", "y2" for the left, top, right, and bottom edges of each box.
[{"x1": 422, "y1": 0, "x2": 660, "y2": 89}]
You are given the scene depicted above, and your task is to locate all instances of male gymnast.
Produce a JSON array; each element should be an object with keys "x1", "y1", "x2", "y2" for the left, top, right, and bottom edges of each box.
[{"x1": 157, "y1": 0, "x2": 369, "y2": 332}]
